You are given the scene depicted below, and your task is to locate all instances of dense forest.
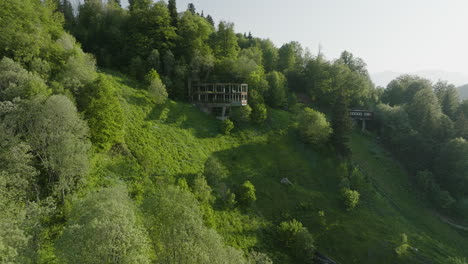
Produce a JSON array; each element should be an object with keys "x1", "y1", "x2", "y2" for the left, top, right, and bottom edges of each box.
[{"x1": 1, "y1": 0, "x2": 468, "y2": 263}]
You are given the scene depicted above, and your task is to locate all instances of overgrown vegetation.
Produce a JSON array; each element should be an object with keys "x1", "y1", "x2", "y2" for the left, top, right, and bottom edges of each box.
[{"x1": 1, "y1": 0, "x2": 467, "y2": 263}]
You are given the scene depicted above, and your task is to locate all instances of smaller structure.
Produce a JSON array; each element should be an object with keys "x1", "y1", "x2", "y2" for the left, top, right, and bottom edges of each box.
[
  {"x1": 281, "y1": 178, "x2": 293, "y2": 185},
  {"x1": 349, "y1": 109, "x2": 374, "y2": 131},
  {"x1": 189, "y1": 82, "x2": 248, "y2": 119}
]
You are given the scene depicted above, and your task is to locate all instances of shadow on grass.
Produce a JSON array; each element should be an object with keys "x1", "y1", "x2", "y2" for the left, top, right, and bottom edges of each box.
[{"x1": 146, "y1": 101, "x2": 220, "y2": 138}]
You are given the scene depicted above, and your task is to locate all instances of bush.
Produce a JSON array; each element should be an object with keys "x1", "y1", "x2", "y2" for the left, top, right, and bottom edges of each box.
[
  {"x1": 416, "y1": 170, "x2": 455, "y2": 210},
  {"x1": 83, "y1": 75, "x2": 124, "y2": 150},
  {"x1": 277, "y1": 219, "x2": 315, "y2": 263},
  {"x1": 221, "y1": 119, "x2": 234, "y2": 135},
  {"x1": 191, "y1": 174, "x2": 215, "y2": 205},
  {"x1": 248, "y1": 251, "x2": 273, "y2": 264},
  {"x1": 237, "y1": 180, "x2": 256, "y2": 207},
  {"x1": 416, "y1": 170, "x2": 438, "y2": 194},
  {"x1": 204, "y1": 156, "x2": 229, "y2": 185},
  {"x1": 146, "y1": 69, "x2": 168, "y2": 104},
  {"x1": 56, "y1": 186, "x2": 152, "y2": 264},
  {"x1": 395, "y1": 233, "x2": 410, "y2": 256},
  {"x1": 230, "y1": 105, "x2": 252, "y2": 124},
  {"x1": 0, "y1": 57, "x2": 51, "y2": 101},
  {"x1": 278, "y1": 219, "x2": 304, "y2": 246},
  {"x1": 297, "y1": 107, "x2": 332, "y2": 145},
  {"x1": 223, "y1": 189, "x2": 237, "y2": 209},
  {"x1": 251, "y1": 103, "x2": 267, "y2": 124},
  {"x1": 341, "y1": 188, "x2": 360, "y2": 211},
  {"x1": 447, "y1": 257, "x2": 468, "y2": 264},
  {"x1": 435, "y1": 189, "x2": 456, "y2": 210}
]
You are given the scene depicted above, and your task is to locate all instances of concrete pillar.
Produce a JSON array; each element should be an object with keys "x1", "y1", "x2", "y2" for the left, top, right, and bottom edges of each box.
[
  {"x1": 362, "y1": 119, "x2": 366, "y2": 131},
  {"x1": 221, "y1": 107, "x2": 226, "y2": 119}
]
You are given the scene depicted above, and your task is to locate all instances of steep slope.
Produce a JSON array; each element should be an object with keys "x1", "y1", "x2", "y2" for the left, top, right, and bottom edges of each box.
[{"x1": 91, "y1": 70, "x2": 468, "y2": 263}]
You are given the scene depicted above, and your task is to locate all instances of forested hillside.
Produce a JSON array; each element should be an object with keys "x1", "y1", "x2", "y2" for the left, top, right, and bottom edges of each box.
[{"x1": 1, "y1": 1, "x2": 468, "y2": 263}]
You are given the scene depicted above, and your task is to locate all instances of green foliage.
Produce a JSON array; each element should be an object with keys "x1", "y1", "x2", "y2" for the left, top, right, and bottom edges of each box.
[
  {"x1": 265, "y1": 71, "x2": 287, "y2": 108},
  {"x1": 127, "y1": 0, "x2": 177, "y2": 60},
  {"x1": 221, "y1": 119, "x2": 234, "y2": 135},
  {"x1": 0, "y1": 57, "x2": 51, "y2": 101},
  {"x1": 447, "y1": 257, "x2": 468, "y2": 264},
  {"x1": 277, "y1": 219, "x2": 315, "y2": 263},
  {"x1": 146, "y1": 69, "x2": 168, "y2": 104},
  {"x1": 56, "y1": 186, "x2": 153, "y2": 264},
  {"x1": 237, "y1": 180, "x2": 256, "y2": 207},
  {"x1": 0, "y1": 126, "x2": 38, "y2": 264},
  {"x1": 212, "y1": 21, "x2": 239, "y2": 59},
  {"x1": 435, "y1": 137, "x2": 468, "y2": 196},
  {"x1": 394, "y1": 233, "x2": 410, "y2": 256},
  {"x1": 278, "y1": 42, "x2": 303, "y2": 72},
  {"x1": 246, "y1": 68, "x2": 269, "y2": 98},
  {"x1": 191, "y1": 174, "x2": 215, "y2": 205},
  {"x1": 277, "y1": 219, "x2": 304, "y2": 247},
  {"x1": 231, "y1": 105, "x2": 252, "y2": 124},
  {"x1": 341, "y1": 188, "x2": 360, "y2": 211},
  {"x1": 382, "y1": 75, "x2": 432, "y2": 106},
  {"x1": 251, "y1": 103, "x2": 268, "y2": 124},
  {"x1": 142, "y1": 185, "x2": 247, "y2": 264},
  {"x1": 56, "y1": 34, "x2": 98, "y2": 93},
  {"x1": 82, "y1": 75, "x2": 124, "y2": 151},
  {"x1": 6, "y1": 96, "x2": 91, "y2": 199},
  {"x1": 204, "y1": 156, "x2": 229, "y2": 185},
  {"x1": 248, "y1": 251, "x2": 273, "y2": 264},
  {"x1": 434, "y1": 81, "x2": 460, "y2": 119},
  {"x1": 406, "y1": 88, "x2": 443, "y2": 138},
  {"x1": 73, "y1": 0, "x2": 127, "y2": 68},
  {"x1": 297, "y1": 107, "x2": 332, "y2": 145},
  {"x1": 178, "y1": 10, "x2": 214, "y2": 62},
  {"x1": 0, "y1": 126, "x2": 38, "y2": 201},
  {"x1": 330, "y1": 85, "x2": 352, "y2": 156},
  {"x1": 0, "y1": 0, "x2": 64, "y2": 65},
  {"x1": 223, "y1": 189, "x2": 237, "y2": 209},
  {"x1": 260, "y1": 39, "x2": 279, "y2": 72}
]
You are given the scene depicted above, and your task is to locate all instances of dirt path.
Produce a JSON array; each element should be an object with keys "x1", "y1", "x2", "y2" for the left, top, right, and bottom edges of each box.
[{"x1": 435, "y1": 212, "x2": 468, "y2": 231}]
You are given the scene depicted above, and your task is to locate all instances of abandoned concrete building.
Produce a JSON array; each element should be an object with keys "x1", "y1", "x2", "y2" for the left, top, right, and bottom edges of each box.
[{"x1": 189, "y1": 82, "x2": 248, "y2": 119}]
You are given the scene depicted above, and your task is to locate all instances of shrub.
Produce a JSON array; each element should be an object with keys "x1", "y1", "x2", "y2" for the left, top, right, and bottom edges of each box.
[
  {"x1": 191, "y1": 174, "x2": 215, "y2": 205},
  {"x1": 416, "y1": 170, "x2": 438, "y2": 194},
  {"x1": 237, "y1": 180, "x2": 256, "y2": 207},
  {"x1": 204, "y1": 156, "x2": 229, "y2": 185},
  {"x1": 230, "y1": 104, "x2": 252, "y2": 124},
  {"x1": 277, "y1": 219, "x2": 315, "y2": 263},
  {"x1": 223, "y1": 189, "x2": 237, "y2": 209},
  {"x1": 435, "y1": 189, "x2": 456, "y2": 210},
  {"x1": 0, "y1": 57, "x2": 51, "y2": 101},
  {"x1": 83, "y1": 75, "x2": 124, "y2": 151},
  {"x1": 221, "y1": 119, "x2": 234, "y2": 135},
  {"x1": 278, "y1": 219, "x2": 304, "y2": 246},
  {"x1": 297, "y1": 107, "x2": 332, "y2": 145},
  {"x1": 146, "y1": 69, "x2": 168, "y2": 104},
  {"x1": 395, "y1": 233, "x2": 410, "y2": 256},
  {"x1": 56, "y1": 186, "x2": 152, "y2": 264},
  {"x1": 447, "y1": 257, "x2": 468, "y2": 264},
  {"x1": 341, "y1": 188, "x2": 360, "y2": 211},
  {"x1": 248, "y1": 251, "x2": 273, "y2": 264},
  {"x1": 251, "y1": 103, "x2": 267, "y2": 124}
]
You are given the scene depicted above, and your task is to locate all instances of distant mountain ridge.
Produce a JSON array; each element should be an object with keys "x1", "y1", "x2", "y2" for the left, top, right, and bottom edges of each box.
[
  {"x1": 458, "y1": 84, "x2": 468, "y2": 100},
  {"x1": 371, "y1": 70, "x2": 468, "y2": 88}
]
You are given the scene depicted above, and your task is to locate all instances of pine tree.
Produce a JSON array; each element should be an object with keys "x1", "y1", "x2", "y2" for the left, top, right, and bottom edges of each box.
[
  {"x1": 188, "y1": 3, "x2": 196, "y2": 13},
  {"x1": 206, "y1": 14, "x2": 214, "y2": 26},
  {"x1": 168, "y1": 0, "x2": 178, "y2": 27},
  {"x1": 331, "y1": 86, "x2": 352, "y2": 156}
]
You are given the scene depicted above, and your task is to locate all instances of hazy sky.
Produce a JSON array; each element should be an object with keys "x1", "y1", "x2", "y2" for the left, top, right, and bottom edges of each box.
[{"x1": 122, "y1": 0, "x2": 468, "y2": 76}]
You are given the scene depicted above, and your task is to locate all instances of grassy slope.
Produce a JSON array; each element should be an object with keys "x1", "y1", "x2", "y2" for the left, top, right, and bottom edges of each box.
[{"x1": 91, "y1": 70, "x2": 468, "y2": 263}]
